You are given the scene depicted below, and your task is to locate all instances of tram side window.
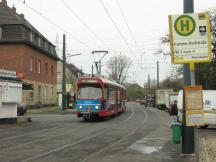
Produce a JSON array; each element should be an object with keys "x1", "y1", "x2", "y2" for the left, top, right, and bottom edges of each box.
[
  {"x1": 104, "y1": 85, "x2": 109, "y2": 99},
  {"x1": 109, "y1": 86, "x2": 116, "y2": 104},
  {"x1": 117, "y1": 89, "x2": 121, "y2": 105}
]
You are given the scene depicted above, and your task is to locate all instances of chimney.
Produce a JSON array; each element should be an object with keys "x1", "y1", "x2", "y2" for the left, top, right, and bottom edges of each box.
[
  {"x1": 20, "y1": 13, "x2": 24, "y2": 19},
  {"x1": 1, "y1": 0, "x2": 7, "y2": 5},
  {"x1": 12, "y1": 6, "x2": 16, "y2": 12}
]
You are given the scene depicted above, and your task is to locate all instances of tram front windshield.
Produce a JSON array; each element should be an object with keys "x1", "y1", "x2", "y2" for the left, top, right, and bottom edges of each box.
[{"x1": 78, "y1": 84, "x2": 102, "y2": 99}]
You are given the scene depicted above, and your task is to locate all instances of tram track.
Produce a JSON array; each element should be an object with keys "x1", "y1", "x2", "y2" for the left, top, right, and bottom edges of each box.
[
  {"x1": 0, "y1": 106, "x2": 133, "y2": 151},
  {"x1": 78, "y1": 104, "x2": 148, "y2": 162},
  {"x1": 19, "y1": 104, "x2": 135, "y2": 162}
]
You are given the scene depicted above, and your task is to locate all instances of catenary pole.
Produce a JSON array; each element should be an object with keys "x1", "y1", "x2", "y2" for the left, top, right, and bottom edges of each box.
[
  {"x1": 62, "y1": 34, "x2": 66, "y2": 110},
  {"x1": 182, "y1": 0, "x2": 195, "y2": 154},
  {"x1": 157, "y1": 61, "x2": 159, "y2": 88}
]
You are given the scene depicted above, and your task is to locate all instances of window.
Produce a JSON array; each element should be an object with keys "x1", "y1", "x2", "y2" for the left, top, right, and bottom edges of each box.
[
  {"x1": 51, "y1": 65, "x2": 53, "y2": 76},
  {"x1": 35, "y1": 59, "x2": 37, "y2": 72},
  {"x1": 78, "y1": 84, "x2": 102, "y2": 99},
  {"x1": 33, "y1": 34, "x2": 38, "y2": 45},
  {"x1": 45, "y1": 63, "x2": 48, "y2": 75},
  {"x1": 30, "y1": 57, "x2": 33, "y2": 71},
  {"x1": 109, "y1": 87, "x2": 116, "y2": 104},
  {"x1": 50, "y1": 87, "x2": 53, "y2": 100},
  {"x1": 38, "y1": 60, "x2": 41, "y2": 73},
  {"x1": 0, "y1": 27, "x2": 2, "y2": 40},
  {"x1": 104, "y1": 85, "x2": 109, "y2": 99},
  {"x1": 38, "y1": 85, "x2": 41, "y2": 99},
  {"x1": 44, "y1": 86, "x2": 47, "y2": 99},
  {"x1": 44, "y1": 42, "x2": 48, "y2": 50},
  {"x1": 38, "y1": 37, "x2": 42, "y2": 47},
  {"x1": 50, "y1": 46, "x2": 54, "y2": 54},
  {"x1": 29, "y1": 32, "x2": 33, "y2": 42}
]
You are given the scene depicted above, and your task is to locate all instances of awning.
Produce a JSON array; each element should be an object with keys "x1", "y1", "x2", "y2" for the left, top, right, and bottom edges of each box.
[{"x1": 22, "y1": 81, "x2": 33, "y2": 90}]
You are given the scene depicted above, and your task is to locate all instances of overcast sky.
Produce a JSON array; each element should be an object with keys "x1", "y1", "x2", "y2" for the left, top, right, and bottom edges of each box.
[{"x1": 6, "y1": 0, "x2": 216, "y2": 86}]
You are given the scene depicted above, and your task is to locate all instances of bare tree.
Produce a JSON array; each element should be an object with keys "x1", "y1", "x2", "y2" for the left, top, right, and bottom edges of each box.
[{"x1": 106, "y1": 55, "x2": 132, "y2": 84}]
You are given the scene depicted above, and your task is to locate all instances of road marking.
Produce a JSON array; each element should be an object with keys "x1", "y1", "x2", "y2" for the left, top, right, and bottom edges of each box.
[
  {"x1": 20, "y1": 103, "x2": 135, "y2": 162},
  {"x1": 79, "y1": 104, "x2": 148, "y2": 162},
  {"x1": 0, "y1": 126, "x2": 63, "y2": 142}
]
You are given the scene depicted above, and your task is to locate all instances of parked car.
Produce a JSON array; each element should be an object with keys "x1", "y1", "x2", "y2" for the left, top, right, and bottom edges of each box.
[{"x1": 17, "y1": 105, "x2": 27, "y2": 116}]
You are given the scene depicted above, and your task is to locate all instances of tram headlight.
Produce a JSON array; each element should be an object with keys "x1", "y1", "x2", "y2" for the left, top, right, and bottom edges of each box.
[
  {"x1": 79, "y1": 105, "x2": 82, "y2": 109},
  {"x1": 95, "y1": 105, "x2": 100, "y2": 109}
]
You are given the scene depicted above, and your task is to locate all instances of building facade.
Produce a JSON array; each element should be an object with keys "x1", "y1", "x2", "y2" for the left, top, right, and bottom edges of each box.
[
  {"x1": 57, "y1": 61, "x2": 83, "y2": 107},
  {"x1": 0, "y1": 0, "x2": 59, "y2": 107}
]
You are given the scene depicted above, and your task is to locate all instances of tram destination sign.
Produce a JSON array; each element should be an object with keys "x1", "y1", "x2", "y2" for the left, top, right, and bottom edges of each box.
[{"x1": 169, "y1": 13, "x2": 212, "y2": 64}]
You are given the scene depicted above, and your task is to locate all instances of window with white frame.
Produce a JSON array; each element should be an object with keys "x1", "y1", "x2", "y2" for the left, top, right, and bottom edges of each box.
[
  {"x1": 0, "y1": 27, "x2": 2, "y2": 40},
  {"x1": 38, "y1": 60, "x2": 41, "y2": 73},
  {"x1": 44, "y1": 86, "x2": 47, "y2": 99},
  {"x1": 38, "y1": 37, "x2": 41, "y2": 47},
  {"x1": 30, "y1": 57, "x2": 33, "y2": 71},
  {"x1": 29, "y1": 32, "x2": 33, "y2": 42},
  {"x1": 50, "y1": 87, "x2": 53, "y2": 100}
]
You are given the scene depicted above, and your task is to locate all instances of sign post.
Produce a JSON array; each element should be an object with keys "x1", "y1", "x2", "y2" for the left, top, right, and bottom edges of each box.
[{"x1": 169, "y1": 11, "x2": 212, "y2": 159}]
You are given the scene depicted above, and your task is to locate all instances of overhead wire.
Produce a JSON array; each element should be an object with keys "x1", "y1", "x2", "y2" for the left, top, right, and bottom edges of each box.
[
  {"x1": 115, "y1": 0, "x2": 141, "y2": 54},
  {"x1": 99, "y1": 0, "x2": 132, "y2": 54},
  {"x1": 60, "y1": 0, "x2": 118, "y2": 54},
  {"x1": 17, "y1": 0, "x2": 93, "y2": 51}
]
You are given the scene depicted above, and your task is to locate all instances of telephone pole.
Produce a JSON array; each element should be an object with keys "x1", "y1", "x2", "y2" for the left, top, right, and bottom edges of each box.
[
  {"x1": 157, "y1": 61, "x2": 159, "y2": 88},
  {"x1": 62, "y1": 34, "x2": 66, "y2": 110},
  {"x1": 182, "y1": 0, "x2": 195, "y2": 154}
]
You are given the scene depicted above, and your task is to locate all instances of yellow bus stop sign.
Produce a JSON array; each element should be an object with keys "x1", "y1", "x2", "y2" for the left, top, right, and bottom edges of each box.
[
  {"x1": 169, "y1": 13, "x2": 212, "y2": 64},
  {"x1": 174, "y1": 15, "x2": 196, "y2": 36}
]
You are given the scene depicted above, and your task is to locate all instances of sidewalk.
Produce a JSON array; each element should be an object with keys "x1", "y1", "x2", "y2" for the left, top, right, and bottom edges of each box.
[
  {"x1": 200, "y1": 137, "x2": 216, "y2": 162},
  {"x1": 27, "y1": 106, "x2": 76, "y2": 115}
]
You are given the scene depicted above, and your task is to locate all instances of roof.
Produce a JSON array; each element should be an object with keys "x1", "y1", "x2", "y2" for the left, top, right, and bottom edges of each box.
[
  {"x1": 79, "y1": 76, "x2": 126, "y2": 90},
  {"x1": 100, "y1": 77, "x2": 126, "y2": 90},
  {"x1": 0, "y1": 0, "x2": 52, "y2": 44}
]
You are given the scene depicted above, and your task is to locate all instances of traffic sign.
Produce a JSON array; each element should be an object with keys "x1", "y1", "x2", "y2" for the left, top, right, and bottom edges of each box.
[
  {"x1": 184, "y1": 86, "x2": 204, "y2": 126},
  {"x1": 169, "y1": 13, "x2": 212, "y2": 64}
]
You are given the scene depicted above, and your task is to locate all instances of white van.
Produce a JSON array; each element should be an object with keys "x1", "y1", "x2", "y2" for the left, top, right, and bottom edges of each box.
[{"x1": 178, "y1": 90, "x2": 216, "y2": 128}]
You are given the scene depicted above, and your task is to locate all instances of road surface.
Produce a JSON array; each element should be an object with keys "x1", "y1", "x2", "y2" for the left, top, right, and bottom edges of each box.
[{"x1": 0, "y1": 102, "x2": 191, "y2": 162}]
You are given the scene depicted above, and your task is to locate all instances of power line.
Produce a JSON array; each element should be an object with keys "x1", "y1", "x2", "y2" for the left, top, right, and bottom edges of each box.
[
  {"x1": 17, "y1": 0, "x2": 93, "y2": 50},
  {"x1": 115, "y1": 0, "x2": 141, "y2": 54},
  {"x1": 99, "y1": 0, "x2": 132, "y2": 53},
  {"x1": 61, "y1": 0, "x2": 117, "y2": 53}
]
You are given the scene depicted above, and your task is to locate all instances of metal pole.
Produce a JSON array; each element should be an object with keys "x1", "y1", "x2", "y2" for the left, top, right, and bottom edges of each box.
[
  {"x1": 157, "y1": 61, "x2": 159, "y2": 88},
  {"x1": 190, "y1": 64, "x2": 199, "y2": 162},
  {"x1": 182, "y1": 0, "x2": 195, "y2": 154},
  {"x1": 147, "y1": 74, "x2": 150, "y2": 95},
  {"x1": 62, "y1": 34, "x2": 66, "y2": 110},
  {"x1": 99, "y1": 61, "x2": 101, "y2": 75},
  {"x1": 92, "y1": 64, "x2": 94, "y2": 76}
]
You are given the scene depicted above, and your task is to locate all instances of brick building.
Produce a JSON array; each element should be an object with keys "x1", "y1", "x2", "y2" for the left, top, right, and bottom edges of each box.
[{"x1": 0, "y1": 0, "x2": 59, "y2": 107}]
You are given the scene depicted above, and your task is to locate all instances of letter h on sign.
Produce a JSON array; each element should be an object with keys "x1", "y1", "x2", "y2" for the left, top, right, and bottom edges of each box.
[{"x1": 181, "y1": 20, "x2": 189, "y2": 31}]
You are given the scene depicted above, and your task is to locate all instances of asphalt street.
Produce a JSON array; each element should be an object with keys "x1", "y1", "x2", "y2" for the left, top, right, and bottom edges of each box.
[{"x1": 0, "y1": 102, "x2": 192, "y2": 162}]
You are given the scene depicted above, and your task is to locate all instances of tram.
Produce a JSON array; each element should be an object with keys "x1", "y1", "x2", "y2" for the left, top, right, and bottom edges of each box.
[{"x1": 76, "y1": 76, "x2": 127, "y2": 120}]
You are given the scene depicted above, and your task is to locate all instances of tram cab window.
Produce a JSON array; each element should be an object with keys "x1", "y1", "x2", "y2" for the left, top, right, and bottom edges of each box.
[{"x1": 78, "y1": 84, "x2": 102, "y2": 99}]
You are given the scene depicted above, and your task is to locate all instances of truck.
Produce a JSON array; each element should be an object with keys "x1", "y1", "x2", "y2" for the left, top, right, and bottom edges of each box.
[
  {"x1": 178, "y1": 90, "x2": 216, "y2": 128},
  {"x1": 165, "y1": 92, "x2": 178, "y2": 112},
  {"x1": 156, "y1": 89, "x2": 173, "y2": 110}
]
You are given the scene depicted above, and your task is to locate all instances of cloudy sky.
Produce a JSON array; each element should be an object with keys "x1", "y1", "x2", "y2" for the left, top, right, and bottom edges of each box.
[{"x1": 6, "y1": 0, "x2": 216, "y2": 86}]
